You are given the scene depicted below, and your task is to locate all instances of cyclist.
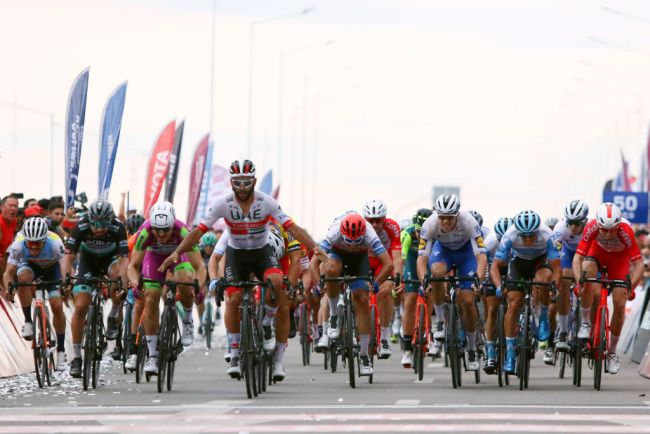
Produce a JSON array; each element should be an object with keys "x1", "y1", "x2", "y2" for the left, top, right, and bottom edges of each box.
[
  {"x1": 417, "y1": 194, "x2": 487, "y2": 371},
  {"x1": 62, "y1": 199, "x2": 128, "y2": 378},
  {"x1": 361, "y1": 199, "x2": 402, "y2": 359},
  {"x1": 399, "y1": 208, "x2": 431, "y2": 368},
  {"x1": 1, "y1": 217, "x2": 68, "y2": 370},
  {"x1": 197, "y1": 231, "x2": 218, "y2": 336},
  {"x1": 490, "y1": 210, "x2": 560, "y2": 374},
  {"x1": 572, "y1": 202, "x2": 643, "y2": 374},
  {"x1": 469, "y1": 210, "x2": 490, "y2": 238},
  {"x1": 161, "y1": 159, "x2": 318, "y2": 380},
  {"x1": 123, "y1": 213, "x2": 146, "y2": 371},
  {"x1": 546, "y1": 199, "x2": 589, "y2": 364},
  {"x1": 545, "y1": 217, "x2": 559, "y2": 231},
  {"x1": 312, "y1": 211, "x2": 394, "y2": 376},
  {"x1": 481, "y1": 216, "x2": 512, "y2": 373},
  {"x1": 126, "y1": 201, "x2": 205, "y2": 374}
]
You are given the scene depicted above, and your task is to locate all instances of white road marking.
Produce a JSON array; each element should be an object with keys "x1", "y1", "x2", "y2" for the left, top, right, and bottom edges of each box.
[{"x1": 395, "y1": 400, "x2": 420, "y2": 406}]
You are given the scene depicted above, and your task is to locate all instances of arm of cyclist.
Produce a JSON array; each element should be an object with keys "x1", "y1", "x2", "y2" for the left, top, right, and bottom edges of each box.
[
  {"x1": 375, "y1": 251, "x2": 394, "y2": 286},
  {"x1": 127, "y1": 249, "x2": 145, "y2": 288},
  {"x1": 630, "y1": 257, "x2": 644, "y2": 296},
  {"x1": 158, "y1": 227, "x2": 203, "y2": 272},
  {"x1": 286, "y1": 223, "x2": 318, "y2": 254},
  {"x1": 476, "y1": 253, "x2": 488, "y2": 282},
  {"x1": 490, "y1": 258, "x2": 506, "y2": 290},
  {"x1": 287, "y1": 249, "x2": 302, "y2": 287},
  {"x1": 1, "y1": 262, "x2": 17, "y2": 301}
]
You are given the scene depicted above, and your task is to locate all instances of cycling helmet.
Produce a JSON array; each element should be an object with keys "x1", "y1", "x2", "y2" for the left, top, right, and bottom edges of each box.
[
  {"x1": 149, "y1": 201, "x2": 176, "y2": 229},
  {"x1": 564, "y1": 199, "x2": 589, "y2": 222},
  {"x1": 126, "y1": 214, "x2": 145, "y2": 234},
  {"x1": 435, "y1": 193, "x2": 460, "y2": 216},
  {"x1": 268, "y1": 227, "x2": 286, "y2": 259},
  {"x1": 340, "y1": 213, "x2": 366, "y2": 242},
  {"x1": 200, "y1": 232, "x2": 218, "y2": 247},
  {"x1": 362, "y1": 199, "x2": 388, "y2": 219},
  {"x1": 22, "y1": 217, "x2": 48, "y2": 242},
  {"x1": 596, "y1": 202, "x2": 621, "y2": 229},
  {"x1": 494, "y1": 217, "x2": 513, "y2": 238},
  {"x1": 229, "y1": 159, "x2": 256, "y2": 178},
  {"x1": 514, "y1": 210, "x2": 541, "y2": 235},
  {"x1": 544, "y1": 217, "x2": 559, "y2": 229},
  {"x1": 413, "y1": 208, "x2": 433, "y2": 227},
  {"x1": 469, "y1": 210, "x2": 483, "y2": 227},
  {"x1": 88, "y1": 199, "x2": 114, "y2": 222}
]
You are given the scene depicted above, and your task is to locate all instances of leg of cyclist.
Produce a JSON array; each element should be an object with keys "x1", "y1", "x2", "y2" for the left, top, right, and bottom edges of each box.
[
  {"x1": 401, "y1": 289, "x2": 417, "y2": 367},
  {"x1": 316, "y1": 295, "x2": 330, "y2": 350},
  {"x1": 48, "y1": 291, "x2": 67, "y2": 371},
  {"x1": 125, "y1": 293, "x2": 144, "y2": 370},
  {"x1": 107, "y1": 258, "x2": 127, "y2": 360},
  {"x1": 391, "y1": 290, "x2": 402, "y2": 343},
  {"x1": 106, "y1": 289, "x2": 122, "y2": 341},
  {"x1": 534, "y1": 266, "x2": 554, "y2": 364},
  {"x1": 15, "y1": 267, "x2": 35, "y2": 340},
  {"x1": 70, "y1": 289, "x2": 92, "y2": 378},
  {"x1": 454, "y1": 245, "x2": 480, "y2": 371},
  {"x1": 375, "y1": 258, "x2": 394, "y2": 359},
  {"x1": 577, "y1": 259, "x2": 599, "y2": 339},
  {"x1": 555, "y1": 268, "x2": 572, "y2": 351},
  {"x1": 429, "y1": 245, "x2": 449, "y2": 357},
  {"x1": 483, "y1": 288, "x2": 499, "y2": 373},
  {"x1": 174, "y1": 262, "x2": 196, "y2": 346},
  {"x1": 504, "y1": 289, "x2": 523, "y2": 373},
  {"x1": 324, "y1": 257, "x2": 343, "y2": 339},
  {"x1": 607, "y1": 286, "x2": 627, "y2": 374},
  {"x1": 352, "y1": 284, "x2": 372, "y2": 375},
  {"x1": 196, "y1": 299, "x2": 205, "y2": 336},
  {"x1": 271, "y1": 276, "x2": 290, "y2": 381},
  {"x1": 142, "y1": 283, "x2": 162, "y2": 373},
  {"x1": 224, "y1": 289, "x2": 243, "y2": 378}
]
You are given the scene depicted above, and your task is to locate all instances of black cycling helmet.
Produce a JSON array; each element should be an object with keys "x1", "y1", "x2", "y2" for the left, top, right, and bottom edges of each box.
[
  {"x1": 413, "y1": 208, "x2": 433, "y2": 227},
  {"x1": 126, "y1": 213, "x2": 145, "y2": 234},
  {"x1": 88, "y1": 199, "x2": 114, "y2": 222}
]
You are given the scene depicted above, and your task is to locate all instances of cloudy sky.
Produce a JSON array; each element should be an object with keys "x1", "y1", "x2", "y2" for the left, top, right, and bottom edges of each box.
[{"x1": 2, "y1": 0, "x2": 650, "y2": 234}]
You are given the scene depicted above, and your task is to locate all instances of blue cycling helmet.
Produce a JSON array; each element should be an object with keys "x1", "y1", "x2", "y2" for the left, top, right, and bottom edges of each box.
[
  {"x1": 494, "y1": 217, "x2": 513, "y2": 238},
  {"x1": 514, "y1": 210, "x2": 541, "y2": 235}
]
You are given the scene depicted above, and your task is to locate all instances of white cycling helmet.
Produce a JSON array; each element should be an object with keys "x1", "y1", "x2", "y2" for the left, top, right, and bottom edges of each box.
[
  {"x1": 362, "y1": 199, "x2": 387, "y2": 219},
  {"x1": 564, "y1": 199, "x2": 589, "y2": 222},
  {"x1": 595, "y1": 202, "x2": 621, "y2": 229},
  {"x1": 268, "y1": 227, "x2": 286, "y2": 259},
  {"x1": 23, "y1": 217, "x2": 48, "y2": 242},
  {"x1": 435, "y1": 193, "x2": 460, "y2": 216},
  {"x1": 229, "y1": 159, "x2": 256, "y2": 179},
  {"x1": 150, "y1": 201, "x2": 176, "y2": 229}
]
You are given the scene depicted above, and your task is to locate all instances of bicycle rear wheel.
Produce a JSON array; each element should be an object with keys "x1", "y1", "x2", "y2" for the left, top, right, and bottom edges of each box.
[
  {"x1": 496, "y1": 304, "x2": 505, "y2": 387},
  {"x1": 594, "y1": 307, "x2": 607, "y2": 391},
  {"x1": 44, "y1": 319, "x2": 54, "y2": 386},
  {"x1": 415, "y1": 304, "x2": 425, "y2": 381},
  {"x1": 518, "y1": 304, "x2": 529, "y2": 391},
  {"x1": 345, "y1": 302, "x2": 356, "y2": 389}
]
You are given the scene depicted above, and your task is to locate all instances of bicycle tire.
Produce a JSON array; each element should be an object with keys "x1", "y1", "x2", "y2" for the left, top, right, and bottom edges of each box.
[
  {"x1": 345, "y1": 300, "x2": 356, "y2": 389},
  {"x1": 519, "y1": 304, "x2": 529, "y2": 391},
  {"x1": 92, "y1": 304, "x2": 105, "y2": 390},
  {"x1": 32, "y1": 308, "x2": 44, "y2": 388},
  {"x1": 416, "y1": 304, "x2": 425, "y2": 381},
  {"x1": 44, "y1": 318, "x2": 54, "y2": 387},
  {"x1": 496, "y1": 304, "x2": 505, "y2": 388},
  {"x1": 204, "y1": 301, "x2": 213, "y2": 350},
  {"x1": 122, "y1": 302, "x2": 133, "y2": 374},
  {"x1": 323, "y1": 344, "x2": 329, "y2": 370},
  {"x1": 167, "y1": 320, "x2": 178, "y2": 392},
  {"x1": 241, "y1": 305, "x2": 254, "y2": 399},
  {"x1": 82, "y1": 304, "x2": 96, "y2": 391},
  {"x1": 559, "y1": 351, "x2": 566, "y2": 379},
  {"x1": 300, "y1": 303, "x2": 309, "y2": 366},
  {"x1": 594, "y1": 307, "x2": 606, "y2": 391},
  {"x1": 330, "y1": 342, "x2": 338, "y2": 373},
  {"x1": 158, "y1": 308, "x2": 170, "y2": 394},
  {"x1": 448, "y1": 304, "x2": 461, "y2": 389},
  {"x1": 135, "y1": 329, "x2": 147, "y2": 384},
  {"x1": 368, "y1": 304, "x2": 378, "y2": 384}
]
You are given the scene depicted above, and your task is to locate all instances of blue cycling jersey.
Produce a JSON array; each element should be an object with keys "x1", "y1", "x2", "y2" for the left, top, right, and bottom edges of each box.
[
  {"x1": 494, "y1": 224, "x2": 559, "y2": 262},
  {"x1": 7, "y1": 232, "x2": 65, "y2": 269}
]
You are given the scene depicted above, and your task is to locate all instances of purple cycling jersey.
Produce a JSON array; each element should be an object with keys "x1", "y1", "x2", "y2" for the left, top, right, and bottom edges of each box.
[{"x1": 134, "y1": 218, "x2": 196, "y2": 256}]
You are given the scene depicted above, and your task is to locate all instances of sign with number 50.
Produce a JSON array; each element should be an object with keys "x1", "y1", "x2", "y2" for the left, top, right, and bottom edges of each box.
[{"x1": 603, "y1": 191, "x2": 649, "y2": 224}]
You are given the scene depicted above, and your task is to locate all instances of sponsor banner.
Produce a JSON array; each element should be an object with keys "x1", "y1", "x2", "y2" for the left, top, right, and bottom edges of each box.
[
  {"x1": 64, "y1": 68, "x2": 90, "y2": 209},
  {"x1": 195, "y1": 139, "x2": 214, "y2": 225},
  {"x1": 602, "y1": 191, "x2": 649, "y2": 224},
  {"x1": 143, "y1": 120, "x2": 176, "y2": 217},
  {"x1": 164, "y1": 120, "x2": 184, "y2": 202},
  {"x1": 186, "y1": 134, "x2": 210, "y2": 224},
  {"x1": 98, "y1": 81, "x2": 127, "y2": 199}
]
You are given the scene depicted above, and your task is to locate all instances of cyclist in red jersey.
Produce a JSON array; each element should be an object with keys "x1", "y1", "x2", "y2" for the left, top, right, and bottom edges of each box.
[
  {"x1": 572, "y1": 202, "x2": 643, "y2": 374},
  {"x1": 362, "y1": 199, "x2": 403, "y2": 359}
]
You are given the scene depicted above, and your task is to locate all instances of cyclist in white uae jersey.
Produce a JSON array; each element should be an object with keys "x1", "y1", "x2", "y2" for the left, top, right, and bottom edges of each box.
[
  {"x1": 160, "y1": 159, "x2": 317, "y2": 381},
  {"x1": 490, "y1": 210, "x2": 561, "y2": 374},
  {"x1": 312, "y1": 211, "x2": 394, "y2": 376},
  {"x1": 416, "y1": 194, "x2": 487, "y2": 371}
]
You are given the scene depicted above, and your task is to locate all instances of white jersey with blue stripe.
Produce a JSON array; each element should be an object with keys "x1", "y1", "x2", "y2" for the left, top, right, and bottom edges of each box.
[
  {"x1": 320, "y1": 214, "x2": 386, "y2": 256},
  {"x1": 551, "y1": 220, "x2": 582, "y2": 252},
  {"x1": 7, "y1": 232, "x2": 65, "y2": 268},
  {"x1": 418, "y1": 210, "x2": 486, "y2": 256},
  {"x1": 495, "y1": 223, "x2": 559, "y2": 261},
  {"x1": 484, "y1": 232, "x2": 500, "y2": 259}
]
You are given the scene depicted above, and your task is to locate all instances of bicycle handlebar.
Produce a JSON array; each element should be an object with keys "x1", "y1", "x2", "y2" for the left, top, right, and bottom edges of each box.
[
  {"x1": 140, "y1": 277, "x2": 200, "y2": 292},
  {"x1": 580, "y1": 276, "x2": 630, "y2": 289},
  {"x1": 9, "y1": 280, "x2": 63, "y2": 293},
  {"x1": 66, "y1": 275, "x2": 122, "y2": 289},
  {"x1": 425, "y1": 274, "x2": 480, "y2": 288},
  {"x1": 319, "y1": 274, "x2": 374, "y2": 289}
]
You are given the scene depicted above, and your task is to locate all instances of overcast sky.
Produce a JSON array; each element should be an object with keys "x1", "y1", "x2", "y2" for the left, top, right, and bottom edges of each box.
[{"x1": 2, "y1": 0, "x2": 650, "y2": 234}]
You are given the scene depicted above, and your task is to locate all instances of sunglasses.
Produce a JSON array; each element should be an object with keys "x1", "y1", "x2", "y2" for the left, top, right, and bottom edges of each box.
[
  {"x1": 232, "y1": 179, "x2": 254, "y2": 188},
  {"x1": 366, "y1": 217, "x2": 384, "y2": 224},
  {"x1": 566, "y1": 219, "x2": 584, "y2": 226},
  {"x1": 521, "y1": 232, "x2": 538, "y2": 239},
  {"x1": 438, "y1": 215, "x2": 456, "y2": 222},
  {"x1": 26, "y1": 240, "x2": 44, "y2": 249},
  {"x1": 342, "y1": 235, "x2": 364, "y2": 245},
  {"x1": 153, "y1": 227, "x2": 172, "y2": 233},
  {"x1": 90, "y1": 220, "x2": 110, "y2": 229}
]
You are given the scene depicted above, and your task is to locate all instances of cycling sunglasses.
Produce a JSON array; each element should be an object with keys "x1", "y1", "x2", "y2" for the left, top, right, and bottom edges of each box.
[
  {"x1": 342, "y1": 235, "x2": 364, "y2": 245},
  {"x1": 153, "y1": 227, "x2": 172, "y2": 233},
  {"x1": 520, "y1": 232, "x2": 538, "y2": 239},
  {"x1": 89, "y1": 219, "x2": 111, "y2": 229},
  {"x1": 232, "y1": 179, "x2": 254, "y2": 188},
  {"x1": 366, "y1": 217, "x2": 384, "y2": 224},
  {"x1": 26, "y1": 240, "x2": 44, "y2": 249},
  {"x1": 566, "y1": 219, "x2": 585, "y2": 226}
]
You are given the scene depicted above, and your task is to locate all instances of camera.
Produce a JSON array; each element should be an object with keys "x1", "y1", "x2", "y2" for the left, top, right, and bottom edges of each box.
[
  {"x1": 74, "y1": 192, "x2": 88, "y2": 205},
  {"x1": 10, "y1": 192, "x2": 24, "y2": 199}
]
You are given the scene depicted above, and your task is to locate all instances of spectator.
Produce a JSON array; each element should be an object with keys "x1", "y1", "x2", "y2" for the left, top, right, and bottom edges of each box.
[
  {"x1": 37, "y1": 198, "x2": 51, "y2": 212},
  {"x1": 24, "y1": 205, "x2": 45, "y2": 218},
  {"x1": 23, "y1": 198, "x2": 37, "y2": 208},
  {"x1": 47, "y1": 201, "x2": 66, "y2": 238},
  {"x1": 0, "y1": 195, "x2": 19, "y2": 275},
  {"x1": 636, "y1": 228, "x2": 649, "y2": 247}
]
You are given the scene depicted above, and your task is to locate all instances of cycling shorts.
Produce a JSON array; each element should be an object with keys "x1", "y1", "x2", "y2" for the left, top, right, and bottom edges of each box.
[
  {"x1": 17, "y1": 263, "x2": 61, "y2": 298},
  {"x1": 73, "y1": 254, "x2": 121, "y2": 295},
  {"x1": 224, "y1": 245, "x2": 283, "y2": 296},
  {"x1": 505, "y1": 255, "x2": 551, "y2": 291},
  {"x1": 403, "y1": 254, "x2": 420, "y2": 294},
  {"x1": 428, "y1": 240, "x2": 476, "y2": 290},
  {"x1": 584, "y1": 242, "x2": 632, "y2": 281},
  {"x1": 328, "y1": 247, "x2": 371, "y2": 291},
  {"x1": 561, "y1": 245, "x2": 576, "y2": 270}
]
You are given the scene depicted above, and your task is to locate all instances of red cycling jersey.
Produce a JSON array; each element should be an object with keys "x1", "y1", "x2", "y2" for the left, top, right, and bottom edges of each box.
[
  {"x1": 369, "y1": 218, "x2": 401, "y2": 276},
  {"x1": 576, "y1": 219, "x2": 641, "y2": 280}
]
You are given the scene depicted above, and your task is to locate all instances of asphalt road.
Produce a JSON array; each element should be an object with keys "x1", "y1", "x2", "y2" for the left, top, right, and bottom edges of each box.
[{"x1": 1, "y1": 329, "x2": 650, "y2": 433}]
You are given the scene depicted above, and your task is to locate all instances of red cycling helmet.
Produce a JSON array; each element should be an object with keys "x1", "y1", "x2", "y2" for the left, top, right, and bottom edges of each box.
[{"x1": 340, "y1": 213, "x2": 366, "y2": 241}]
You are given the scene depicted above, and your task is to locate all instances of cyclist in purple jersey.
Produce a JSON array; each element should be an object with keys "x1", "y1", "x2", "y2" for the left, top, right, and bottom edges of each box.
[{"x1": 126, "y1": 202, "x2": 206, "y2": 374}]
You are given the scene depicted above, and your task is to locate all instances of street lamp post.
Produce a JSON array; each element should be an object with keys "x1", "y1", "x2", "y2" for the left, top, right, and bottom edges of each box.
[{"x1": 247, "y1": 7, "x2": 315, "y2": 157}]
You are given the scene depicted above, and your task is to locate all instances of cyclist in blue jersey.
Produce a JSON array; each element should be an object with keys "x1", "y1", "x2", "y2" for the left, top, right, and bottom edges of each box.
[
  {"x1": 490, "y1": 210, "x2": 561, "y2": 373},
  {"x1": 2, "y1": 217, "x2": 68, "y2": 370},
  {"x1": 417, "y1": 194, "x2": 487, "y2": 371}
]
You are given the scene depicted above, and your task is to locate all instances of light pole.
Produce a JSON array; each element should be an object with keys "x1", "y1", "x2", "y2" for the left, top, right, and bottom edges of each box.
[
  {"x1": 247, "y1": 7, "x2": 315, "y2": 157},
  {"x1": 278, "y1": 39, "x2": 336, "y2": 188}
]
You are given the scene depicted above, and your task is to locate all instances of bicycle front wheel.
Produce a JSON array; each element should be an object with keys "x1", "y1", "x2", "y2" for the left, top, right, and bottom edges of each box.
[
  {"x1": 204, "y1": 301, "x2": 213, "y2": 350},
  {"x1": 300, "y1": 303, "x2": 310, "y2": 366},
  {"x1": 415, "y1": 304, "x2": 425, "y2": 381},
  {"x1": 448, "y1": 304, "x2": 461, "y2": 389},
  {"x1": 518, "y1": 304, "x2": 529, "y2": 391},
  {"x1": 594, "y1": 307, "x2": 607, "y2": 391},
  {"x1": 345, "y1": 302, "x2": 356, "y2": 389},
  {"x1": 157, "y1": 308, "x2": 171, "y2": 393},
  {"x1": 496, "y1": 303, "x2": 505, "y2": 388},
  {"x1": 82, "y1": 305, "x2": 96, "y2": 391},
  {"x1": 32, "y1": 308, "x2": 45, "y2": 388},
  {"x1": 241, "y1": 306, "x2": 255, "y2": 399}
]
